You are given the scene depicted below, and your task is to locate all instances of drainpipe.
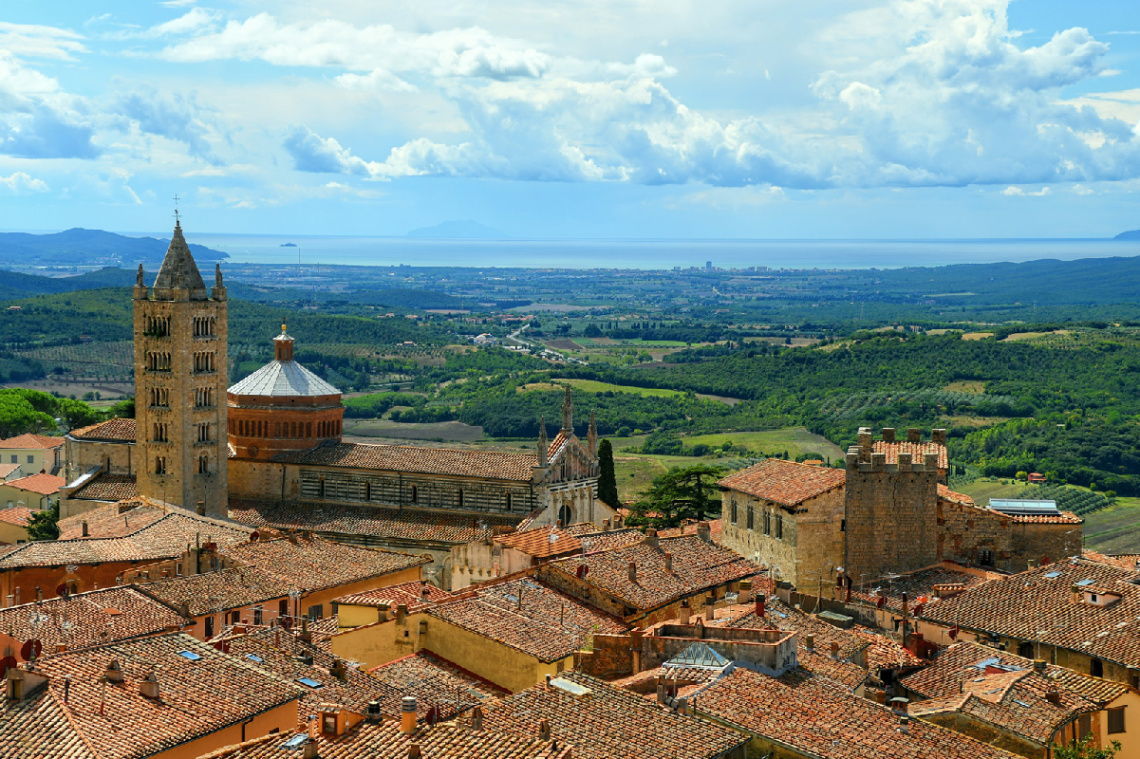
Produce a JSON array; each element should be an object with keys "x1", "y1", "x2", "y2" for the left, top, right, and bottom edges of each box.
[{"x1": 240, "y1": 714, "x2": 255, "y2": 742}]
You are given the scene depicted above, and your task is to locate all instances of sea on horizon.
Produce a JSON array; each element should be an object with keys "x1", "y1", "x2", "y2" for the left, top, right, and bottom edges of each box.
[{"x1": 179, "y1": 234, "x2": 1140, "y2": 271}]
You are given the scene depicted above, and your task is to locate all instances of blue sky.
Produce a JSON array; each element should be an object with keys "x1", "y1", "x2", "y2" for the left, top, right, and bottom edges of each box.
[{"x1": 1, "y1": 0, "x2": 1139, "y2": 239}]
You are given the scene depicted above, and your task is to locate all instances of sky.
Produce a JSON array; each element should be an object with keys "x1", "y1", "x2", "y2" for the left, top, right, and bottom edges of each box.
[{"x1": 1, "y1": 0, "x2": 1140, "y2": 239}]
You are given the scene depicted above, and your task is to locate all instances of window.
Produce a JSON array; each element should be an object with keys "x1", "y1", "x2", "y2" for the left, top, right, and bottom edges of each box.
[
  {"x1": 1079, "y1": 714, "x2": 1092, "y2": 741},
  {"x1": 197, "y1": 423, "x2": 210, "y2": 443},
  {"x1": 198, "y1": 454, "x2": 209, "y2": 474},
  {"x1": 979, "y1": 548, "x2": 994, "y2": 566},
  {"x1": 230, "y1": 610, "x2": 240, "y2": 625},
  {"x1": 195, "y1": 388, "x2": 213, "y2": 408},
  {"x1": 194, "y1": 351, "x2": 216, "y2": 373},
  {"x1": 176, "y1": 650, "x2": 202, "y2": 661},
  {"x1": 775, "y1": 514, "x2": 783, "y2": 539},
  {"x1": 154, "y1": 456, "x2": 166, "y2": 475},
  {"x1": 763, "y1": 510, "x2": 771, "y2": 536},
  {"x1": 204, "y1": 616, "x2": 214, "y2": 639},
  {"x1": 253, "y1": 606, "x2": 263, "y2": 625},
  {"x1": 308, "y1": 605, "x2": 323, "y2": 620},
  {"x1": 193, "y1": 316, "x2": 216, "y2": 337},
  {"x1": 1018, "y1": 642, "x2": 1034, "y2": 659},
  {"x1": 411, "y1": 485, "x2": 418, "y2": 504},
  {"x1": 153, "y1": 422, "x2": 168, "y2": 442},
  {"x1": 26, "y1": 455, "x2": 33, "y2": 464},
  {"x1": 1109, "y1": 707, "x2": 1126, "y2": 734},
  {"x1": 746, "y1": 506, "x2": 754, "y2": 530},
  {"x1": 279, "y1": 599, "x2": 288, "y2": 619},
  {"x1": 506, "y1": 493, "x2": 512, "y2": 510},
  {"x1": 840, "y1": 519, "x2": 846, "y2": 532},
  {"x1": 364, "y1": 482, "x2": 371, "y2": 501},
  {"x1": 458, "y1": 489, "x2": 464, "y2": 508},
  {"x1": 1091, "y1": 659, "x2": 1105, "y2": 678},
  {"x1": 8, "y1": 455, "x2": 14, "y2": 464},
  {"x1": 730, "y1": 500, "x2": 737, "y2": 524}
]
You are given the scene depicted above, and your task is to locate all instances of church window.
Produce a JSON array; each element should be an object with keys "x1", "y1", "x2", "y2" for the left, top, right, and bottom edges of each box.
[
  {"x1": 411, "y1": 485, "x2": 418, "y2": 504},
  {"x1": 197, "y1": 423, "x2": 210, "y2": 443},
  {"x1": 775, "y1": 514, "x2": 783, "y2": 539},
  {"x1": 195, "y1": 388, "x2": 213, "y2": 408},
  {"x1": 458, "y1": 489, "x2": 464, "y2": 508},
  {"x1": 155, "y1": 456, "x2": 166, "y2": 475},
  {"x1": 306, "y1": 422, "x2": 312, "y2": 438},
  {"x1": 153, "y1": 423, "x2": 168, "y2": 442},
  {"x1": 979, "y1": 548, "x2": 994, "y2": 566},
  {"x1": 364, "y1": 482, "x2": 371, "y2": 501},
  {"x1": 506, "y1": 493, "x2": 512, "y2": 510},
  {"x1": 198, "y1": 454, "x2": 209, "y2": 474}
]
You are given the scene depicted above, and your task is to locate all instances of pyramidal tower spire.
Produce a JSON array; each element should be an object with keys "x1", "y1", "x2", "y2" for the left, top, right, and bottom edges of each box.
[
  {"x1": 537, "y1": 416, "x2": 549, "y2": 467},
  {"x1": 561, "y1": 386, "x2": 573, "y2": 432},
  {"x1": 153, "y1": 219, "x2": 207, "y2": 300}
]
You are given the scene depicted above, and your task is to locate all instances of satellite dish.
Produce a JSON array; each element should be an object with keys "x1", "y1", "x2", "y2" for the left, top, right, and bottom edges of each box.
[
  {"x1": 21, "y1": 639, "x2": 42, "y2": 662},
  {"x1": 0, "y1": 656, "x2": 15, "y2": 677},
  {"x1": 280, "y1": 617, "x2": 293, "y2": 630},
  {"x1": 250, "y1": 531, "x2": 260, "y2": 542},
  {"x1": 56, "y1": 584, "x2": 69, "y2": 599}
]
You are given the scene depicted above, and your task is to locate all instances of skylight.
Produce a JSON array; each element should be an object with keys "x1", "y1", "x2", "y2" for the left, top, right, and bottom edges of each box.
[
  {"x1": 1077, "y1": 579, "x2": 1096, "y2": 587},
  {"x1": 297, "y1": 677, "x2": 322, "y2": 689},
  {"x1": 1043, "y1": 571, "x2": 1062, "y2": 579},
  {"x1": 283, "y1": 734, "x2": 307, "y2": 749},
  {"x1": 177, "y1": 650, "x2": 202, "y2": 661},
  {"x1": 246, "y1": 654, "x2": 263, "y2": 663}
]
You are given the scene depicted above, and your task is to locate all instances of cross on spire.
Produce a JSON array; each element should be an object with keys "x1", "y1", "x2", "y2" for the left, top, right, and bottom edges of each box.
[{"x1": 173, "y1": 194, "x2": 181, "y2": 224}]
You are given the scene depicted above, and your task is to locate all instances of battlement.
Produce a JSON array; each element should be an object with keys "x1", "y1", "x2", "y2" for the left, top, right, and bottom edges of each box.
[{"x1": 845, "y1": 427, "x2": 947, "y2": 473}]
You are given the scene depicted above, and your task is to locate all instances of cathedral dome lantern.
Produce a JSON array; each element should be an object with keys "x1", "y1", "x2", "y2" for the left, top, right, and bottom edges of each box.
[{"x1": 226, "y1": 324, "x2": 344, "y2": 460}]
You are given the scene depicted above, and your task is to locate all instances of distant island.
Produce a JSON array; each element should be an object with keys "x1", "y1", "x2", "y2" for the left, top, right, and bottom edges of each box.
[
  {"x1": 406, "y1": 220, "x2": 508, "y2": 239},
  {"x1": 280, "y1": 242, "x2": 298, "y2": 247},
  {"x1": 1115, "y1": 230, "x2": 1140, "y2": 241},
  {"x1": 0, "y1": 228, "x2": 228, "y2": 266}
]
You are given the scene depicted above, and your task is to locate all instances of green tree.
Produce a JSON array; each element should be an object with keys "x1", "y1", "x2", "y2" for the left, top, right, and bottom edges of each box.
[
  {"x1": 596, "y1": 439, "x2": 619, "y2": 507},
  {"x1": 57, "y1": 398, "x2": 100, "y2": 430},
  {"x1": 108, "y1": 397, "x2": 135, "y2": 419},
  {"x1": 629, "y1": 463, "x2": 724, "y2": 528},
  {"x1": 1052, "y1": 737, "x2": 1120, "y2": 759},
  {"x1": 26, "y1": 501, "x2": 60, "y2": 541}
]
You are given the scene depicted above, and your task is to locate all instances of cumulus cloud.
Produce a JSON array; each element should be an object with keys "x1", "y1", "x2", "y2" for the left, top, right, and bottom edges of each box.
[
  {"x1": 141, "y1": 8, "x2": 220, "y2": 38},
  {"x1": 1002, "y1": 186, "x2": 1051, "y2": 196},
  {"x1": 0, "y1": 22, "x2": 86, "y2": 61},
  {"x1": 114, "y1": 87, "x2": 221, "y2": 162},
  {"x1": 0, "y1": 172, "x2": 49, "y2": 194},
  {"x1": 0, "y1": 50, "x2": 100, "y2": 159}
]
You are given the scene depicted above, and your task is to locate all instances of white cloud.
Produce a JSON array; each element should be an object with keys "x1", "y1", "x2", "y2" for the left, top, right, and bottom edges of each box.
[
  {"x1": 0, "y1": 172, "x2": 49, "y2": 194},
  {"x1": 0, "y1": 50, "x2": 100, "y2": 159},
  {"x1": 142, "y1": 8, "x2": 220, "y2": 38},
  {"x1": 160, "y1": 0, "x2": 198, "y2": 6},
  {"x1": 1002, "y1": 186, "x2": 1051, "y2": 196},
  {"x1": 0, "y1": 22, "x2": 86, "y2": 61}
]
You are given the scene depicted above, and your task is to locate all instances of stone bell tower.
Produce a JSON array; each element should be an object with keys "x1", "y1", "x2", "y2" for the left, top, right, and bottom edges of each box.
[{"x1": 134, "y1": 218, "x2": 229, "y2": 516}]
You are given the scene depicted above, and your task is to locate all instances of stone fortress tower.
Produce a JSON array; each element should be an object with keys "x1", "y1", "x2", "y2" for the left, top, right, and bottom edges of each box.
[{"x1": 133, "y1": 218, "x2": 229, "y2": 516}]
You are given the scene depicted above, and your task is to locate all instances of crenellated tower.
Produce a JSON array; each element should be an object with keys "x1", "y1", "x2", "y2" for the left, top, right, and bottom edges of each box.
[{"x1": 134, "y1": 220, "x2": 229, "y2": 516}]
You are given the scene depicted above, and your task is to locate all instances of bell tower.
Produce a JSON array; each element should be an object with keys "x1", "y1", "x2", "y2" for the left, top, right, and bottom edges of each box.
[{"x1": 134, "y1": 213, "x2": 229, "y2": 516}]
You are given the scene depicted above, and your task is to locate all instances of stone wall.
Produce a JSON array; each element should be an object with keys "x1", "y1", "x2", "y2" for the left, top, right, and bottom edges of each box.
[
  {"x1": 63, "y1": 438, "x2": 134, "y2": 483},
  {"x1": 584, "y1": 625, "x2": 797, "y2": 680},
  {"x1": 937, "y1": 496, "x2": 1082, "y2": 572}
]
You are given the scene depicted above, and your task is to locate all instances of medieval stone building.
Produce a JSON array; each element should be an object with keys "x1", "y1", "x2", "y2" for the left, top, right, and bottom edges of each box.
[{"x1": 59, "y1": 221, "x2": 615, "y2": 560}]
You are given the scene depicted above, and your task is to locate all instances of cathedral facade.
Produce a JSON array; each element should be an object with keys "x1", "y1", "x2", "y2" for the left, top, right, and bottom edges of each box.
[{"x1": 61, "y1": 222, "x2": 615, "y2": 543}]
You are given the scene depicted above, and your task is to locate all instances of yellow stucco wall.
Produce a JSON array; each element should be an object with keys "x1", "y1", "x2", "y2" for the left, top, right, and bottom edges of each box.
[
  {"x1": 0, "y1": 519, "x2": 29, "y2": 544},
  {"x1": 0, "y1": 483, "x2": 55, "y2": 511},
  {"x1": 151, "y1": 699, "x2": 298, "y2": 759},
  {"x1": 303, "y1": 564, "x2": 423, "y2": 618}
]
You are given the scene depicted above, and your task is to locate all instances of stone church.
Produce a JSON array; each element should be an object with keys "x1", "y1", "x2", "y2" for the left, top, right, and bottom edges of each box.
[{"x1": 60, "y1": 223, "x2": 616, "y2": 558}]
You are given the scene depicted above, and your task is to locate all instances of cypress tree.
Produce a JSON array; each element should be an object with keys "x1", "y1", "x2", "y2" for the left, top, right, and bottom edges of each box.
[{"x1": 597, "y1": 439, "x2": 620, "y2": 507}]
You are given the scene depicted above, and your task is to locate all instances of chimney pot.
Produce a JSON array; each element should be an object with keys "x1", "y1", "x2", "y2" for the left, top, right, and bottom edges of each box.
[
  {"x1": 400, "y1": 696, "x2": 417, "y2": 734},
  {"x1": 897, "y1": 715, "x2": 910, "y2": 734},
  {"x1": 1046, "y1": 689, "x2": 1061, "y2": 705},
  {"x1": 881, "y1": 428, "x2": 896, "y2": 443},
  {"x1": 366, "y1": 700, "x2": 381, "y2": 722},
  {"x1": 645, "y1": 529, "x2": 659, "y2": 549},
  {"x1": 1034, "y1": 660, "x2": 1048, "y2": 673},
  {"x1": 302, "y1": 740, "x2": 319, "y2": 759},
  {"x1": 104, "y1": 660, "x2": 124, "y2": 683},
  {"x1": 705, "y1": 597, "x2": 715, "y2": 621},
  {"x1": 627, "y1": 562, "x2": 637, "y2": 584},
  {"x1": 396, "y1": 603, "x2": 408, "y2": 624},
  {"x1": 696, "y1": 521, "x2": 711, "y2": 543},
  {"x1": 664, "y1": 553, "x2": 673, "y2": 573},
  {"x1": 907, "y1": 428, "x2": 920, "y2": 443},
  {"x1": 139, "y1": 672, "x2": 160, "y2": 700},
  {"x1": 805, "y1": 634, "x2": 815, "y2": 650},
  {"x1": 470, "y1": 705, "x2": 484, "y2": 730},
  {"x1": 755, "y1": 593, "x2": 766, "y2": 618},
  {"x1": 377, "y1": 603, "x2": 390, "y2": 623},
  {"x1": 81, "y1": 521, "x2": 89, "y2": 537},
  {"x1": 538, "y1": 719, "x2": 552, "y2": 742},
  {"x1": 407, "y1": 746, "x2": 422, "y2": 759}
]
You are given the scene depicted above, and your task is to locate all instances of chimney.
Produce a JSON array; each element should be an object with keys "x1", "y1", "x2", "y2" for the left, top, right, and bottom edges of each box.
[
  {"x1": 645, "y1": 529, "x2": 659, "y2": 549},
  {"x1": 470, "y1": 706, "x2": 484, "y2": 730},
  {"x1": 830, "y1": 641, "x2": 840, "y2": 660},
  {"x1": 704, "y1": 597, "x2": 716, "y2": 621},
  {"x1": 538, "y1": 719, "x2": 552, "y2": 742},
  {"x1": 754, "y1": 593, "x2": 766, "y2": 618},
  {"x1": 139, "y1": 672, "x2": 159, "y2": 699},
  {"x1": 1034, "y1": 659, "x2": 1048, "y2": 674},
  {"x1": 805, "y1": 634, "x2": 815, "y2": 650},
  {"x1": 420, "y1": 585, "x2": 431, "y2": 604},
  {"x1": 627, "y1": 562, "x2": 637, "y2": 584},
  {"x1": 679, "y1": 599, "x2": 690, "y2": 625},
  {"x1": 407, "y1": 746, "x2": 422, "y2": 759},
  {"x1": 1046, "y1": 689, "x2": 1061, "y2": 705},
  {"x1": 907, "y1": 428, "x2": 920, "y2": 443},
  {"x1": 664, "y1": 553, "x2": 673, "y2": 573},
  {"x1": 697, "y1": 521, "x2": 711, "y2": 543},
  {"x1": 400, "y1": 696, "x2": 417, "y2": 733},
  {"x1": 104, "y1": 660, "x2": 124, "y2": 683},
  {"x1": 81, "y1": 521, "x2": 89, "y2": 537},
  {"x1": 366, "y1": 700, "x2": 382, "y2": 723},
  {"x1": 897, "y1": 716, "x2": 910, "y2": 735},
  {"x1": 737, "y1": 579, "x2": 752, "y2": 604},
  {"x1": 881, "y1": 428, "x2": 895, "y2": 443},
  {"x1": 396, "y1": 604, "x2": 408, "y2": 624},
  {"x1": 1027, "y1": 559, "x2": 1036, "y2": 570},
  {"x1": 196, "y1": 501, "x2": 206, "y2": 516},
  {"x1": 302, "y1": 740, "x2": 319, "y2": 759},
  {"x1": 378, "y1": 603, "x2": 390, "y2": 623},
  {"x1": 603, "y1": 519, "x2": 611, "y2": 531},
  {"x1": 932, "y1": 428, "x2": 947, "y2": 445}
]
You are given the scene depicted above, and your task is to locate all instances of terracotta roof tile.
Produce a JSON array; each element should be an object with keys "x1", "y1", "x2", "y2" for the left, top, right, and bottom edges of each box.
[
  {"x1": 0, "y1": 681, "x2": 97, "y2": 759},
  {"x1": 922, "y1": 559, "x2": 1140, "y2": 668},
  {"x1": 540, "y1": 535, "x2": 760, "y2": 613},
  {"x1": 58, "y1": 498, "x2": 167, "y2": 540},
  {"x1": 427, "y1": 577, "x2": 627, "y2": 662},
  {"x1": 335, "y1": 580, "x2": 454, "y2": 610},
  {"x1": 479, "y1": 671, "x2": 746, "y2": 759},
  {"x1": 0, "y1": 433, "x2": 64, "y2": 450},
  {"x1": 849, "y1": 563, "x2": 999, "y2": 614},
  {"x1": 2, "y1": 472, "x2": 65, "y2": 495},
  {"x1": 938, "y1": 485, "x2": 1082, "y2": 525},
  {"x1": 273, "y1": 442, "x2": 537, "y2": 481},
  {"x1": 223, "y1": 537, "x2": 429, "y2": 592},
  {"x1": 493, "y1": 523, "x2": 599, "y2": 559},
  {"x1": 68, "y1": 417, "x2": 136, "y2": 442},
  {"x1": 873, "y1": 439, "x2": 949, "y2": 469},
  {"x1": 0, "y1": 506, "x2": 34, "y2": 527},
  {"x1": 698, "y1": 668, "x2": 1021, "y2": 759},
  {"x1": 0, "y1": 586, "x2": 189, "y2": 654},
  {"x1": 0, "y1": 463, "x2": 21, "y2": 479},
  {"x1": 657, "y1": 519, "x2": 723, "y2": 543},
  {"x1": 201, "y1": 719, "x2": 571, "y2": 759},
  {"x1": 67, "y1": 472, "x2": 139, "y2": 502},
  {"x1": 229, "y1": 499, "x2": 523, "y2": 545},
  {"x1": 577, "y1": 528, "x2": 645, "y2": 553},
  {"x1": 28, "y1": 632, "x2": 303, "y2": 759},
  {"x1": 138, "y1": 566, "x2": 292, "y2": 617},
  {"x1": 368, "y1": 651, "x2": 508, "y2": 713},
  {"x1": 717, "y1": 459, "x2": 846, "y2": 507}
]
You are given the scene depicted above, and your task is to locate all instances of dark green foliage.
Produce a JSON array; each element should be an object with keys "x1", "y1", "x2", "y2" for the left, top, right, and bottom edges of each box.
[
  {"x1": 628, "y1": 464, "x2": 724, "y2": 528},
  {"x1": 1052, "y1": 737, "x2": 1120, "y2": 759},
  {"x1": 26, "y1": 500, "x2": 60, "y2": 541},
  {"x1": 109, "y1": 397, "x2": 135, "y2": 418},
  {"x1": 597, "y1": 439, "x2": 619, "y2": 507},
  {"x1": 0, "y1": 389, "x2": 60, "y2": 437},
  {"x1": 343, "y1": 392, "x2": 426, "y2": 418}
]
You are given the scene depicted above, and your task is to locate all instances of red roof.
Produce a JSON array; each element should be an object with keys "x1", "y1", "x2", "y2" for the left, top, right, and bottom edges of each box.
[
  {"x1": 68, "y1": 417, "x2": 136, "y2": 442},
  {"x1": 494, "y1": 523, "x2": 598, "y2": 559},
  {"x1": 0, "y1": 506, "x2": 34, "y2": 527},
  {"x1": 0, "y1": 434, "x2": 63, "y2": 450},
  {"x1": 872, "y1": 439, "x2": 949, "y2": 469},
  {"x1": 2, "y1": 472, "x2": 65, "y2": 496},
  {"x1": 718, "y1": 459, "x2": 846, "y2": 507}
]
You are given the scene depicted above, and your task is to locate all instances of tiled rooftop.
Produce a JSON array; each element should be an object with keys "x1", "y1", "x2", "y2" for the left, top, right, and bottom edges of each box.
[
  {"x1": 273, "y1": 442, "x2": 538, "y2": 481},
  {"x1": 138, "y1": 566, "x2": 293, "y2": 617},
  {"x1": 229, "y1": 499, "x2": 524, "y2": 545},
  {"x1": 0, "y1": 505, "x2": 34, "y2": 527},
  {"x1": 937, "y1": 484, "x2": 1082, "y2": 525},
  {"x1": 0, "y1": 681, "x2": 97, "y2": 759},
  {"x1": 223, "y1": 536, "x2": 429, "y2": 592},
  {"x1": 67, "y1": 472, "x2": 139, "y2": 502},
  {"x1": 0, "y1": 585, "x2": 189, "y2": 653},
  {"x1": 656, "y1": 519, "x2": 723, "y2": 543},
  {"x1": 900, "y1": 640, "x2": 1129, "y2": 706},
  {"x1": 849, "y1": 563, "x2": 999, "y2": 614},
  {"x1": 68, "y1": 417, "x2": 137, "y2": 442},
  {"x1": 922, "y1": 559, "x2": 1140, "y2": 668},
  {"x1": 369, "y1": 651, "x2": 508, "y2": 714},
  {"x1": 427, "y1": 577, "x2": 627, "y2": 662},
  {"x1": 335, "y1": 580, "x2": 454, "y2": 610},
  {"x1": 29, "y1": 632, "x2": 303, "y2": 759},
  {"x1": 577, "y1": 527, "x2": 645, "y2": 553},
  {"x1": 698, "y1": 667, "x2": 1021, "y2": 759},
  {"x1": 540, "y1": 534, "x2": 760, "y2": 613},
  {"x1": 58, "y1": 498, "x2": 168, "y2": 540},
  {"x1": 872, "y1": 439, "x2": 949, "y2": 470},
  {"x1": 228, "y1": 356, "x2": 341, "y2": 398},
  {"x1": 0, "y1": 433, "x2": 64, "y2": 450},
  {"x1": 717, "y1": 458, "x2": 846, "y2": 507},
  {"x1": 0, "y1": 463, "x2": 21, "y2": 479},
  {"x1": 479, "y1": 671, "x2": 746, "y2": 759},
  {"x1": 494, "y1": 522, "x2": 599, "y2": 559},
  {"x1": 2, "y1": 472, "x2": 65, "y2": 495},
  {"x1": 200, "y1": 718, "x2": 571, "y2": 759},
  {"x1": 0, "y1": 510, "x2": 252, "y2": 569}
]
